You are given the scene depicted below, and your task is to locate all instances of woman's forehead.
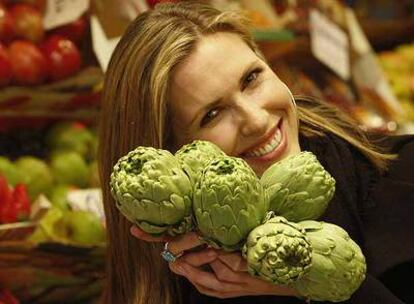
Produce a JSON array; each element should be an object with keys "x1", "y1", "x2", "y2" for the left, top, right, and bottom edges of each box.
[{"x1": 171, "y1": 32, "x2": 257, "y2": 93}]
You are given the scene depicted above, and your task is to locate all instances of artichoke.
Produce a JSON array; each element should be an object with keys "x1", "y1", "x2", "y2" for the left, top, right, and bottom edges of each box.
[
  {"x1": 110, "y1": 146, "x2": 193, "y2": 236},
  {"x1": 175, "y1": 140, "x2": 225, "y2": 184},
  {"x1": 292, "y1": 220, "x2": 366, "y2": 302},
  {"x1": 260, "y1": 151, "x2": 335, "y2": 222},
  {"x1": 242, "y1": 215, "x2": 312, "y2": 284},
  {"x1": 193, "y1": 156, "x2": 268, "y2": 251}
]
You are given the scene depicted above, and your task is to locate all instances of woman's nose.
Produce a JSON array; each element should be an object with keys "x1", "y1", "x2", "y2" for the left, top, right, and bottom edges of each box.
[{"x1": 235, "y1": 98, "x2": 269, "y2": 137}]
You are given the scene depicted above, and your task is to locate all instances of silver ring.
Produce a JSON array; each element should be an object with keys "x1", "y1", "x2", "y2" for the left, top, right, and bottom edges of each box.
[{"x1": 161, "y1": 242, "x2": 183, "y2": 263}]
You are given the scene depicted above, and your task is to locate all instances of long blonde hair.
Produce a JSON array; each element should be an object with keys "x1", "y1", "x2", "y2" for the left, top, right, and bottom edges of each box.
[{"x1": 99, "y1": 2, "x2": 392, "y2": 304}]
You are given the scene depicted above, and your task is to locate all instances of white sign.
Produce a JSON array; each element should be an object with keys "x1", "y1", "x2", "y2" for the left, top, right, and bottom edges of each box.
[
  {"x1": 67, "y1": 188, "x2": 105, "y2": 220},
  {"x1": 91, "y1": 15, "x2": 121, "y2": 72},
  {"x1": 310, "y1": 9, "x2": 350, "y2": 80},
  {"x1": 43, "y1": 0, "x2": 90, "y2": 30}
]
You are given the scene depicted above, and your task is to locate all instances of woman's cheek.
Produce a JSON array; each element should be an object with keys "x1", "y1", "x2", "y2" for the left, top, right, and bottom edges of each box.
[{"x1": 201, "y1": 123, "x2": 237, "y2": 155}]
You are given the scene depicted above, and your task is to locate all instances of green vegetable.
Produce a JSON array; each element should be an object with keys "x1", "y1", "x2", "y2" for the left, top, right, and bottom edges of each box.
[
  {"x1": 175, "y1": 140, "x2": 225, "y2": 184},
  {"x1": 50, "y1": 151, "x2": 89, "y2": 187},
  {"x1": 46, "y1": 121, "x2": 96, "y2": 160},
  {"x1": 15, "y1": 156, "x2": 54, "y2": 200},
  {"x1": 261, "y1": 151, "x2": 335, "y2": 222},
  {"x1": 193, "y1": 156, "x2": 268, "y2": 251},
  {"x1": 292, "y1": 220, "x2": 366, "y2": 302},
  {"x1": 0, "y1": 156, "x2": 22, "y2": 186},
  {"x1": 242, "y1": 215, "x2": 312, "y2": 284},
  {"x1": 110, "y1": 146, "x2": 193, "y2": 236}
]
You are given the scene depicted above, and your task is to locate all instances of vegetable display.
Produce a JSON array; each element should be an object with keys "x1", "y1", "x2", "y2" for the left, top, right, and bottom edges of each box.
[
  {"x1": 175, "y1": 140, "x2": 225, "y2": 184},
  {"x1": 110, "y1": 140, "x2": 367, "y2": 301},
  {"x1": 110, "y1": 147, "x2": 193, "y2": 236},
  {"x1": 193, "y1": 156, "x2": 268, "y2": 250},
  {"x1": 261, "y1": 151, "x2": 335, "y2": 222}
]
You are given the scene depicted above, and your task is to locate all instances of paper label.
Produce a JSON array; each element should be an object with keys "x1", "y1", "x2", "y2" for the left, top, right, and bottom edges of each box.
[
  {"x1": 310, "y1": 9, "x2": 350, "y2": 80},
  {"x1": 67, "y1": 188, "x2": 105, "y2": 220},
  {"x1": 91, "y1": 15, "x2": 121, "y2": 72},
  {"x1": 345, "y1": 8, "x2": 403, "y2": 117},
  {"x1": 43, "y1": 0, "x2": 90, "y2": 30}
]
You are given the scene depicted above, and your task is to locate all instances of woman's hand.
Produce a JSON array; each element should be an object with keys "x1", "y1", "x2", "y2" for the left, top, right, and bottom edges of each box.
[
  {"x1": 174, "y1": 250, "x2": 298, "y2": 299},
  {"x1": 130, "y1": 225, "x2": 218, "y2": 274},
  {"x1": 130, "y1": 226, "x2": 297, "y2": 299}
]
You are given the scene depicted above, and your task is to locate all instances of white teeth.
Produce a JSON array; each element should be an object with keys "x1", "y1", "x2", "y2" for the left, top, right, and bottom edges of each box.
[{"x1": 245, "y1": 128, "x2": 282, "y2": 158}]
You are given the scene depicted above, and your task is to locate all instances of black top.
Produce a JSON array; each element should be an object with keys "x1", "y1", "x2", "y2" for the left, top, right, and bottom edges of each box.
[{"x1": 180, "y1": 134, "x2": 414, "y2": 304}]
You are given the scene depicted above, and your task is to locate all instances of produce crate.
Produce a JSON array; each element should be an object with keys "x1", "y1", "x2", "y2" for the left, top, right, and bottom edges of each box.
[
  {"x1": 0, "y1": 240, "x2": 105, "y2": 303},
  {"x1": 0, "y1": 66, "x2": 103, "y2": 131}
]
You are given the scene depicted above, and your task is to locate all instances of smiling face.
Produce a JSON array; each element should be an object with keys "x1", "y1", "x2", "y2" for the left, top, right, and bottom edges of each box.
[{"x1": 169, "y1": 32, "x2": 301, "y2": 176}]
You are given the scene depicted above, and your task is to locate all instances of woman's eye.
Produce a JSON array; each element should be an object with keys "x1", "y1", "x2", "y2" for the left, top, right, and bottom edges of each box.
[
  {"x1": 200, "y1": 108, "x2": 219, "y2": 126},
  {"x1": 244, "y1": 68, "x2": 262, "y2": 88}
]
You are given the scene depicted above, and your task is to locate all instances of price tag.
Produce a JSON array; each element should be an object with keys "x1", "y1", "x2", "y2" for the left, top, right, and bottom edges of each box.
[
  {"x1": 310, "y1": 9, "x2": 350, "y2": 80},
  {"x1": 66, "y1": 188, "x2": 105, "y2": 220},
  {"x1": 43, "y1": 0, "x2": 90, "y2": 30},
  {"x1": 91, "y1": 15, "x2": 121, "y2": 72}
]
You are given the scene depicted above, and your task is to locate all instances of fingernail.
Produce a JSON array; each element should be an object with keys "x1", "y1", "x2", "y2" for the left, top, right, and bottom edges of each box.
[{"x1": 130, "y1": 226, "x2": 139, "y2": 236}]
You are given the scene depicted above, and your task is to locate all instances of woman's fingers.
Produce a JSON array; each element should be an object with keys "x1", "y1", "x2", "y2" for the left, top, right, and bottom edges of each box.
[
  {"x1": 175, "y1": 260, "x2": 238, "y2": 292},
  {"x1": 209, "y1": 259, "x2": 247, "y2": 283},
  {"x1": 169, "y1": 249, "x2": 217, "y2": 275},
  {"x1": 217, "y1": 251, "x2": 248, "y2": 272},
  {"x1": 166, "y1": 232, "x2": 203, "y2": 255},
  {"x1": 181, "y1": 248, "x2": 218, "y2": 267}
]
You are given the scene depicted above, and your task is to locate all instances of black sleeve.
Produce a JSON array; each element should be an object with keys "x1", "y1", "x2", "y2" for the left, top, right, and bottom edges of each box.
[{"x1": 347, "y1": 274, "x2": 406, "y2": 304}]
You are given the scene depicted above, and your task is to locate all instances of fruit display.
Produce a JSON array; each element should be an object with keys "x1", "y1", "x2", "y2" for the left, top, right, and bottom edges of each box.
[
  {"x1": 0, "y1": 120, "x2": 102, "y2": 246},
  {"x1": 0, "y1": 120, "x2": 104, "y2": 303},
  {"x1": 378, "y1": 43, "x2": 414, "y2": 120},
  {"x1": 0, "y1": 1, "x2": 103, "y2": 130},
  {"x1": 0, "y1": 2, "x2": 85, "y2": 87},
  {"x1": 0, "y1": 175, "x2": 31, "y2": 224},
  {"x1": 110, "y1": 140, "x2": 366, "y2": 302}
]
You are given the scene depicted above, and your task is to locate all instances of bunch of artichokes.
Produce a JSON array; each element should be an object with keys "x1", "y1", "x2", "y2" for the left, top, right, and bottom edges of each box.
[{"x1": 110, "y1": 140, "x2": 366, "y2": 302}]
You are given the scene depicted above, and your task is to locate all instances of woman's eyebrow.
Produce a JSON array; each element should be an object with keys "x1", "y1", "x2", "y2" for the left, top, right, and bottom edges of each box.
[{"x1": 188, "y1": 59, "x2": 261, "y2": 127}]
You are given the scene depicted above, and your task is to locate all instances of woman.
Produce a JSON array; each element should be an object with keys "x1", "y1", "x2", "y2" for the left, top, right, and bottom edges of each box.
[{"x1": 98, "y1": 1, "x2": 414, "y2": 303}]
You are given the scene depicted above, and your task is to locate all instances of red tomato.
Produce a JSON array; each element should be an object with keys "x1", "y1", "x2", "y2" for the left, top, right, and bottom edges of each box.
[
  {"x1": 9, "y1": 3, "x2": 44, "y2": 42},
  {"x1": 0, "y1": 43, "x2": 12, "y2": 86},
  {"x1": 8, "y1": 40, "x2": 48, "y2": 85},
  {"x1": 41, "y1": 35, "x2": 82, "y2": 81},
  {"x1": 0, "y1": 4, "x2": 16, "y2": 42},
  {"x1": 50, "y1": 15, "x2": 88, "y2": 44}
]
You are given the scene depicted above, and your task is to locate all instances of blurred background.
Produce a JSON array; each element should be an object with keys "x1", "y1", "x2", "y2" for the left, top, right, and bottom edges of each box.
[{"x1": 0, "y1": 0, "x2": 413, "y2": 303}]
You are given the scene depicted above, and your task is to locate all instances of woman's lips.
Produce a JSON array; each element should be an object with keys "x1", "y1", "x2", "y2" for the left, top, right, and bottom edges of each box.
[{"x1": 242, "y1": 119, "x2": 287, "y2": 163}]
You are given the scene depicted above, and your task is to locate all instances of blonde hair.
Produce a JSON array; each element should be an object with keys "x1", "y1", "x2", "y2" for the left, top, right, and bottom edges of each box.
[{"x1": 99, "y1": 2, "x2": 392, "y2": 304}]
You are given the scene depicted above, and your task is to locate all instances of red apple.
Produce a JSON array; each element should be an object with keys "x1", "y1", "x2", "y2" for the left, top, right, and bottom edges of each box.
[
  {"x1": 50, "y1": 15, "x2": 88, "y2": 44},
  {"x1": 0, "y1": 4, "x2": 16, "y2": 42},
  {"x1": 41, "y1": 35, "x2": 81, "y2": 81},
  {"x1": 9, "y1": 3, "x2": 43, "y2": 42},
  {"x1": 8, "y1": 40, "x2": 47, "y2": 85},
  {"x1": 0, "y1": 43, "x2": 12, "y2": 86}
]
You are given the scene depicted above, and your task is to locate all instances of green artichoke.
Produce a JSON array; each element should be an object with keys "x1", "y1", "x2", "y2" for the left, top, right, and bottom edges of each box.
[
  {"x1": 260, "y1": 151, "x2": 335, "y2": 222},
  {"x1": 175, "y1": 140, "x2": 225, "y2": 184},
  {"x1": 110, "y1": 146, "x2": 193, "y2": 236},
  {"x1": 193, "y1": 156, "x2": 268, "y2": 251},
  {"x1": 242, "y1": 215, "x2": 312, "y2": 284},
  {"x1": 292, "y1": 220, "x2": 366, "y2": 302}
]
